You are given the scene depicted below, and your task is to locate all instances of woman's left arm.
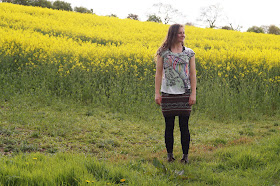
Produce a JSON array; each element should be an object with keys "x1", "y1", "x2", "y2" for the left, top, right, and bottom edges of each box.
[{"x1": 189, "y1": 56, "x2": 196, "y2": 105}]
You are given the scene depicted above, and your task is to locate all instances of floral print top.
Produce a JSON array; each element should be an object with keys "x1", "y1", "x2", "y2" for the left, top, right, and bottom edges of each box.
[{"x1": 160, "y1": 47, "x2": 195, "y2": 94}]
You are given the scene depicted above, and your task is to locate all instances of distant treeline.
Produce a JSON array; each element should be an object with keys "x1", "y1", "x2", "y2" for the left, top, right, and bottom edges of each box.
[{"x1": 1, "y1": 0, "x2": 93, "y2": 13}]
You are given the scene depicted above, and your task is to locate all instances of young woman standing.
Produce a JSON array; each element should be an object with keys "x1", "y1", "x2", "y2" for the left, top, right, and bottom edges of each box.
[{"x1": 155, "y1": 24, "x2": 196, "y2": 163}]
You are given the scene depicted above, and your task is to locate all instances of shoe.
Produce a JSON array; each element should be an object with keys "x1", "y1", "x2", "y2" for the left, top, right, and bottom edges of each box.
[
  {"x1": 167, "y1": 153, "x2": 175, "y2": 162},
  {"x1": 180, "y1": 154, "x2": 189, "y2": 164}
]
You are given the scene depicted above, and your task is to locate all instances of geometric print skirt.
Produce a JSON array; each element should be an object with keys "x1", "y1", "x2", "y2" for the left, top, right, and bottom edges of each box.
[{"x1": 161, "y1": 90, "x2": 192, "y2": 117}]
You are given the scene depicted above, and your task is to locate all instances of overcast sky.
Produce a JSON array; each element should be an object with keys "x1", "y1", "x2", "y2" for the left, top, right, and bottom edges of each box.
[{"x1": 64, "y1": 0, "x2": 279, "y2": 32}]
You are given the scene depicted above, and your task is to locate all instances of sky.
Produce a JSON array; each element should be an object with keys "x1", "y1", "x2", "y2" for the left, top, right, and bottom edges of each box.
[{"x1": 64, "y1": 0, "x2": 280, "y2": 32}]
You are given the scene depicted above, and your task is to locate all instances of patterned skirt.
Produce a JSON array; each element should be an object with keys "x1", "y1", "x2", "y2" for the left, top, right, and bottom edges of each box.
[{"x1": 161, "y1": 91, "x2": 192, "y2": 117}]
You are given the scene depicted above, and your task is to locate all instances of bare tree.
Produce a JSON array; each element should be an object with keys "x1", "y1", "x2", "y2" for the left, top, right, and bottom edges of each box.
[
  {"x1": 152, "y1": 3, "x2": 184, "y2": 24},
  {"x1": 223, "y1": 15, "x2": 243, "y2": 31},
  {"x1": 228, "y1": 23, "x2": 243, "y2": 31},
  {"x1": 198, "y1": 4, "x2": 223, "y2": 28}
]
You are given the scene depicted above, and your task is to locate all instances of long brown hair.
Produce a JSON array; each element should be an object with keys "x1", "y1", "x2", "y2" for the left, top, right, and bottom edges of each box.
[{"x1": 157, "y1": 24, "x2": 184, "y2": 56}]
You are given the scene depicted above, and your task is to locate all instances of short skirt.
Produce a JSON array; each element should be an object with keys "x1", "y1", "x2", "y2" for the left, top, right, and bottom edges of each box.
[{"x1": 161, "y1": 90, "x2": 192, "y2": 117}]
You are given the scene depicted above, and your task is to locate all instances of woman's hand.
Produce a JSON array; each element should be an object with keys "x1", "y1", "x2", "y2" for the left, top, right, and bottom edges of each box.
[
  {"x1": 155, "y1": 93, "x2": 162, "y2": 105},
  {"x1": 189, "y1": 93, "x2": 196, "y2": 106}
]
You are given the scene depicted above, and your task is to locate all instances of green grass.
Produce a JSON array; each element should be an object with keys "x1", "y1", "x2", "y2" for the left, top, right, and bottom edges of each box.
[
  {"x1": 1, "y1": 93, "x2": 280, "y2": 185},
  {"x1": 0, "y1": 4, "x2": 279, "y2": 185}
]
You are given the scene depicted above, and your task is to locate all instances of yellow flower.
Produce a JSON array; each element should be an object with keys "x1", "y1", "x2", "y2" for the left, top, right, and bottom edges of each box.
[
  {"x1": 33, "y1": 158, "x2": 37, "y2": 160},
  {"x1": 120, "y1": 179, "x2": 126, "y2": 182}
]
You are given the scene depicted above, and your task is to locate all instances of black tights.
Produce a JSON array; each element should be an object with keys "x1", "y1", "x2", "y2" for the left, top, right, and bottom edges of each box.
[{"x1": 164, "y1": 115, "x2": 190, "y2": 155}]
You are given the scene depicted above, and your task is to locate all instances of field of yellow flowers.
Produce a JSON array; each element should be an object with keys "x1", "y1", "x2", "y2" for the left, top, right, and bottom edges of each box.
[{"x1": 0, "y1": 3, "x2": 279, "y2": 120}]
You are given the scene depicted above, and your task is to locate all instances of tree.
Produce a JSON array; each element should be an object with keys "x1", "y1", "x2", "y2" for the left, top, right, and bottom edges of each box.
[
  {"x1": 74, "y1": 6, "x2": 92, "y2": 14},
  {"x1": 53, "y1": 0, "x2": 72, "y2": 11},
  {"x1": 198, "y1": 4, "x2": 223, "y2": 28},
  {"x1": 1, "y1": 0, "x2": 14, "y2": 3},
  {"x1": 107, "y1": 14, "x2": 118, "y2": 18},
  {"x1": 146, "y1": 14, "x2": 161, "y2": 23},
  {"x1": 268, "y1": 25, "x2": 280, "y2": 35},
  {"x1": 152, "y1": 3, "x2": 183, "y2": 24},
  {"x1": 185, "y1": 22, "x2": 194, "y2": 26},
  {"x1": 220, "y1": 23, "x2": 242, "y2": 31},
  {"x1": 247, "y1": 26, "x2": 264, "y2": 33},
  {"x1": 221, "y1": 26, "x2": 233, "y2": 30},
  {"x1": 127, "y1": 13, "x2": 139, "y2": 20},
  {"x1": 1, "y1": 0, "x2": 33, "y2": 6},
  {"x1": 31, "y1": 0, "x2": 52, "y2": 8},
  {"x1": 12, "y1": 0, "x2": 32, "y2": 5},
  {"x1": 228, "y1": 23, "x2": 242, "y2": 31},
  {"x1": 261, "y1": 25, "x2": 269, "y2": 33},
  {"x1": 223, "y1": 15, "x2": 243, "y2": 31}
]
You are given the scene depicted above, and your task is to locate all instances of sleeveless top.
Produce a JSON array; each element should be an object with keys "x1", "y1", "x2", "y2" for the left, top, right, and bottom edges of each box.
[{"x1": 159, "y1": 47, "x2": 195, "y2": 94}]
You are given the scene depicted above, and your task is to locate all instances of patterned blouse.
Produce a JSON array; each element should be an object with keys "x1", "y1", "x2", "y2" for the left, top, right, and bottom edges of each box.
[{"x1": 160, "y1": 47, "x2": 195, "y2": 94}]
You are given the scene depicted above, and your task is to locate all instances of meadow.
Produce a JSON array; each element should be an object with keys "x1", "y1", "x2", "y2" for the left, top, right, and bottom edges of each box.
[{"x1": 0, "y1": 3, "x2": 280, "y2": 185}]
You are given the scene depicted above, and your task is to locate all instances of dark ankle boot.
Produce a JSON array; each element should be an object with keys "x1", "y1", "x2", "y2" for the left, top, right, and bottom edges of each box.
[
  {"x1": 167, "y1": 153, "x2": 175, "y2": 162},
  {"x1": 180, "y1": 154, "x2": 189, "y2": 164}
]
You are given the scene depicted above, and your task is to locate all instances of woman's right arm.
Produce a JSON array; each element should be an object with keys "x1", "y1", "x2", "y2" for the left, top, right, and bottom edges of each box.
[{"x1": 155, "y1": 55, "x2": 163, "y2": 105}]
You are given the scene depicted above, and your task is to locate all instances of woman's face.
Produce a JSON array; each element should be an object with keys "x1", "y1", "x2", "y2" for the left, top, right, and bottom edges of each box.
[{"x1": 176, "y1": 27, "x2": 185, "y2": 43}]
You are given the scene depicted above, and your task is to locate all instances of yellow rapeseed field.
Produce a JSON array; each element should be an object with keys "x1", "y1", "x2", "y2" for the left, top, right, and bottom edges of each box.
[
  {"x1": 1, "y1": 3, "x2": 279, "y2": 75},
  {"x1": 0, "y1": 3, "x2": 279, "y2": 118}
]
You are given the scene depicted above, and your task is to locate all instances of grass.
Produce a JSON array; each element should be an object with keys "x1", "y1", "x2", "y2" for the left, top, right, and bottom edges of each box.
[
  {"x1": 1, "y1": 93, "x2": 280, "y2": 185},
  {"x1": 0, "y1": 4, "x2": 279, "y2": 185}
]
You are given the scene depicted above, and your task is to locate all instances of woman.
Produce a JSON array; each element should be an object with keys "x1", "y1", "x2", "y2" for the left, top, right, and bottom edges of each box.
[{"x1": 155, "y1": 24, "x2": 196, "y2": 164}]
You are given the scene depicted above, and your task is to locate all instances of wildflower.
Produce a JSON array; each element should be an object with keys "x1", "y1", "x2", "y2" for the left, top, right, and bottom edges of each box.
[
  {"x1": 120, "y1": 179, "x2": 126, "y2": 182},
  {"x1": 33, "y1": 158, "x2": 37, "y2": 160},
  {"x1": 85, "y1": 180, "x2": 90, "y2": 183}
]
